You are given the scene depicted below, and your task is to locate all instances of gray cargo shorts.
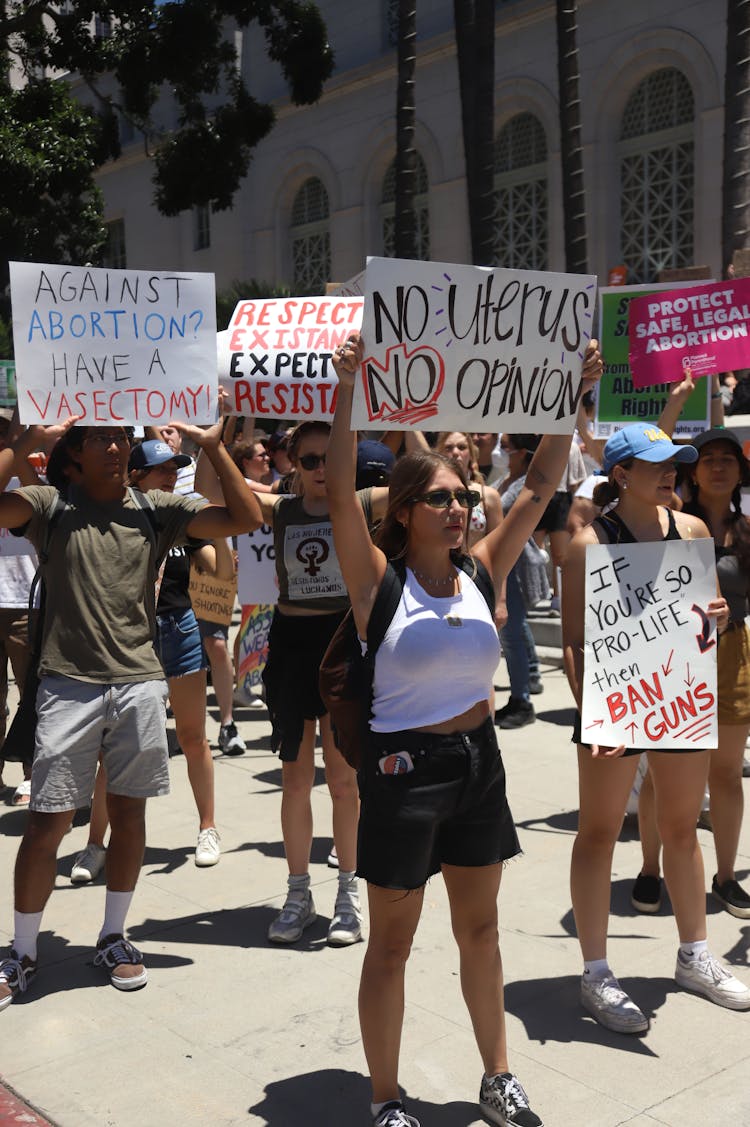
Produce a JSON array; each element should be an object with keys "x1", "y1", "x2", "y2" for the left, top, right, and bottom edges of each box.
[{"x1": 30, "y1": 675, "x2": 170, "y2": 813}]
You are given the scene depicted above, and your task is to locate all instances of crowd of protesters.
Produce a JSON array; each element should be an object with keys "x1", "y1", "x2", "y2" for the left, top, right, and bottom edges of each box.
[{"x1": 0, "y1": 338, "x2": 748, "y2": 1127}]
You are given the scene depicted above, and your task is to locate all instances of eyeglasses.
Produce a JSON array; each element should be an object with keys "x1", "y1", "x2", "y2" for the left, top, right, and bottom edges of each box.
[
  {"x1": 410, "y1": 488, "x2": 480, "y2": 509},
  {"x1": 298, "y1": 453, "x2": 326, "y2": 470},
  {"x1": 84, "y1": 433, "x2": 130, "y2": 448}
]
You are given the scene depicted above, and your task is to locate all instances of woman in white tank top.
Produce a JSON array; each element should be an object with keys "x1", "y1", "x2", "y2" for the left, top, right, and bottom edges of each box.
[{"x1": 327, "y1": 332, "x2": 603, "y2": 1127}]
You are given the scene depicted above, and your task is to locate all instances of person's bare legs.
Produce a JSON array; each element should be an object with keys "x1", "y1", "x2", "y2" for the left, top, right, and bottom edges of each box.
[
  {"x1": 84, "y1": 764, "x2": 109, "y2": 848},
  {"x1": 359, "y1": 883, "x2": 424, "y2": 1104},
  {"x1": 443, "y1": 863, "x2": 508, "y2": 1073},
  {"x1": 320, "y1": 714, "x2": 358, "y2": 872},
  {"x1": 710, "y1": 724, "x2": 749, "y2": 884},
  {"x1": 169, "y1": 670, "x2": 215, "y2": 829},
  {"x1": 637, "y1": 765, "x2": 662, "y2": 877},
  {"x1": 203, "y1": 634, "x2": 235, "y2": 728},
  {"x1": 105, "y1": 793, "x2": 147, "y2": 891},
  {"x1": 15, "y1": 810, "x2": 76, "y2": 912},
  {"x1": 280, "y1": 719, "x2": 316, "y2": 874},
  {"x1": 570, "y1": 748, "x2": 639, "y2": 960},
  {"x1": 648, "y1": 750, "x2": 709, "y2": 943}
]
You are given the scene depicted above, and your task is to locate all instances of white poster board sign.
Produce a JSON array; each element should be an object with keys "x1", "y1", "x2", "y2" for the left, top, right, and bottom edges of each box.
[
  {"x1": 581, "y1": 539, "x2": 718, "y2": 750},
  {"x1": 353, "y1": 256, "x2": 597, "y2": 432},
  {"x1": 0, "y1": 526, "x2": 34, "y2": 558},
  {"x1": 237, "y1": 524, "x2": 278, "y2": 606},
  {"x1": 10, "y1": 262, "x2": 217, "y2": 425},
  {"x1": 218, "y1": 296, "x2": 363, "y2": 419}
]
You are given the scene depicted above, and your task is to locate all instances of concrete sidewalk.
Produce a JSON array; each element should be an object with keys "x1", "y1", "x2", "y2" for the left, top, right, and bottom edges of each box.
[{"x1": 0, "y1": 663, "x2": 748, "y2": 1127}]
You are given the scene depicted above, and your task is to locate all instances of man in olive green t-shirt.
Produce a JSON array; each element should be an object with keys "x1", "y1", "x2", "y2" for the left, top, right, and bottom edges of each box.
[{"x1": 0, "y1": 417, "x2": 261, "y2": 1010}]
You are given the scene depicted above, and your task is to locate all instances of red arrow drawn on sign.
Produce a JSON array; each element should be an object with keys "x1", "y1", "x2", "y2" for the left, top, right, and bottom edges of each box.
[
  {"x1": 626, "y1": 722, "x2": 638, "y2": 742},
  {"x1": 685, "y1": 662, "x2": 695, "y2": 687},
  {"x1": 585, "y1": 719, "x2": 604, "y2": 729},
  {"x1": 661, "y1": 649, "x2": 674, "y2": 677}
]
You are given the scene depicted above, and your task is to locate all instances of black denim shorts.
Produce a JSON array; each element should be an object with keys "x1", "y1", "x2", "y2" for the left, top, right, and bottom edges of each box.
[{"x1": 357, "y1": 716, "x2": 521, "y2": 890}]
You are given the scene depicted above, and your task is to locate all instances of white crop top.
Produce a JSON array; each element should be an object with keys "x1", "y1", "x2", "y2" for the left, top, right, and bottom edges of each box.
[{"x1": 370, "y1": 567, "x2": 500, "y2": 732}]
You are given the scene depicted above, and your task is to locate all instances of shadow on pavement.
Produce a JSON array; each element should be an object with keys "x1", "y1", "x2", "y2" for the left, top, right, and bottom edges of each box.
[
  {"x1": 247, "y1": 1070, "x2": 478, "y2": 1126},
  {"x1": 229, "y1": 834, "x2": 334, "y2": 867},
  {"x1": 127, "y1": 903, "x2": 343, "y2": 953},
  {"x1": 504, "y1": 974, "x2": 665, "y2": 1056},
  {"x1": 534, "y1": 706, "x2": 576, "y2": 728}
]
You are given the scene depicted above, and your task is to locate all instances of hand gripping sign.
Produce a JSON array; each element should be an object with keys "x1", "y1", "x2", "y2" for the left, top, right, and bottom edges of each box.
[
  {"x1": 581, "y1": 539, "x2": 718, "y2": 750},
  {"x1": 10, "y1": 262, "x2": 217, "y2": 425},
  {"x1": 218, "y1": 295, "x2": 364, "y2": 419},
  {"x1": 352, "y1": 256, "x2": 597, "y2": 432}
]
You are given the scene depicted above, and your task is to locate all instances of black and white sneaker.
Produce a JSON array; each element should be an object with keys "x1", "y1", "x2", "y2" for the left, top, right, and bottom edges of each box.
[
  {"x1": 218, "y1": 722, "x2": 246, "y2": 756},
  {"x1": 373, "y1": 1102, "x2": 420, "y2": 1127},
  {"x1": 479, "y1": 1073, "x2": 543, "y2": 1126},
  {"x1": 631, "y1": 872, "x2": 662, "y2": 913},
  {"x1": 0, "y1": 949, "x2": 37, "y2": 1011}
]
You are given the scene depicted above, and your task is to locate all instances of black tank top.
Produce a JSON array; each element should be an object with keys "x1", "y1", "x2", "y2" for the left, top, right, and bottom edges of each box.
[{"x1": 594, "y1": 507, "x2": 682, "y2": 545}]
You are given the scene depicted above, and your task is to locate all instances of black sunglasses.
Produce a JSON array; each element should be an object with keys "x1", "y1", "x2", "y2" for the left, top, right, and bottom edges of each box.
[
  {"x1": 298, "y1": 453, "x2": 326, "y2": 470},
  {"x1": 410, "y1": 488, "x2": 480, "y2": 509}
]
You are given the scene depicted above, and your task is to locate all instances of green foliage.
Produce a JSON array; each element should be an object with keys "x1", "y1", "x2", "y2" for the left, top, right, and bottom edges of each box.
[
  {"x1": 216, "y1": 278, "x2": 293, "y2": 330},
  {"x1": 0, "y1": 1, "x2": 334, "y2": 297}
]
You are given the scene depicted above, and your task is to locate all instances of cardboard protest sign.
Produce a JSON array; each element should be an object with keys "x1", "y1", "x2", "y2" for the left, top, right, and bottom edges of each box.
[
  {"x1": 327, "y1": 271, "x2": 366, "y2": 297},
  {"x1": 352, "y1": 256, "x2": 597, "y2": 432},
  {"x1": 237, "y1": 603, "x2": 274, "y2": 693},
  {"x1": 237, "y1": 524, "x2": 278, "y2": 606},
  {"x1": 596, "y1": 286, "x2": 709, "y2": 437},
  {"x1": 629, "y1": 279, "x2": 750, "y2": 387},
  {"x1": 218, "y1": 296, "x2": 363, "y2": 420},
  {"x1": 188, "y1": 567, "x2": 237, "y2": 626},
  {"x1": 581, "y1": 539, "x2": 718, "y2": 750},
  {"x1": 10, "y1": 262, "x2": 217, "y2": 426}
]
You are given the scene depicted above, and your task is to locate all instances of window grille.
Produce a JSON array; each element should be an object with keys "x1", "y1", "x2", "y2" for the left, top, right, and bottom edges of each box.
[
  {"x1": 291, "y1": 178, "x2": 331, "y2": 293},
  {"x1": 492, "y1": 113, "x2": 548, "y2": 270},
  {"x1": 381, "y1": 153, "x2": 430, "y2": 259}
]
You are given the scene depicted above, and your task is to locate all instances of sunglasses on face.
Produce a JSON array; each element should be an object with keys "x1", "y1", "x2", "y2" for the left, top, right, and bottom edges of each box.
[
  {"x1": 410, "y1": 488, "x2": 480, "y2": 509},
  {"x1": 298, "y1": 453, "x2": 326, "y2": 470},
  {"x1": 84, "y1": 433, "x2": 130, "y2": 448}
]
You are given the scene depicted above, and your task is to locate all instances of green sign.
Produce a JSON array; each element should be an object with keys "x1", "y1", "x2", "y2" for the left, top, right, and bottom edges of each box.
[
  {"x1": 597, "y1": 287, "x2": 709, "y2": 437},
  {"x1": 0, "y1": 361, "x2": 16, "y2": 408}
]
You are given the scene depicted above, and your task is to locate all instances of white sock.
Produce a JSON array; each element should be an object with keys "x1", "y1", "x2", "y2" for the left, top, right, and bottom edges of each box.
[
  {"x1": 679, "y1": 939, "x2": 708, "y2": 960},
  {"x1": 288, "y1": 873, "x2": 310, "y2": 893},
  {"x1": 338, "y1": 869, "x2": 357, "y2": 890},
  {"x1": 99, "y1": 890, "x2": 134, "y2": 942},
  {"x1": 13, "y1": 910, "x2": 43, "y2": 962},
  {"x1": 583, "y1": 958, "x2": 611, "y2": 981}
]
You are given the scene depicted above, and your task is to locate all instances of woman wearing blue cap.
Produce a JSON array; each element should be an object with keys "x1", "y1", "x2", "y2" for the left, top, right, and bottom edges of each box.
[{"x1": 562, "y1": 422, "x2": 750, "y2": 1035}]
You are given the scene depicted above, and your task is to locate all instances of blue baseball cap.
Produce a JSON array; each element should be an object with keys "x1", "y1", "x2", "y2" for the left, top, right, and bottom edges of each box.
[
  {"x1": 601, "y1": 424, "x2": 698, "y2": 474},
  {"x1": 128, "y1": 440, "x2": 191, "y2": 473}
]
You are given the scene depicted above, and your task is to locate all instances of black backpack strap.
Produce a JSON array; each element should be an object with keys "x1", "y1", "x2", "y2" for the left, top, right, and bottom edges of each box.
[
  {"x1": 365, "y1": 560, "x2": 406, "y2": 656},
  {"x1": 456, "y1": 554, "x2": 495, "y2": 616}
]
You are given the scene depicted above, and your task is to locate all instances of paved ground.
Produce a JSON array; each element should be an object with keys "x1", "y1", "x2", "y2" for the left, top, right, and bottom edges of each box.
[{"x1": 0, "y1": 659, "x2": 748, "y2": 1127}]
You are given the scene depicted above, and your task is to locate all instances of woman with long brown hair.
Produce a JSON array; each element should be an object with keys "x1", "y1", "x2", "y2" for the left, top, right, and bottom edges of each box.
[{"x1": 327, "y1": 332, "x2": 602, "y2": 1127}]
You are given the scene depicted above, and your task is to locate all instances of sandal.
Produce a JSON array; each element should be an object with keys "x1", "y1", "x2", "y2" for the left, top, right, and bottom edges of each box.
[{"x1": 11, "y1": 779, "x2": 31, "y2": 806}]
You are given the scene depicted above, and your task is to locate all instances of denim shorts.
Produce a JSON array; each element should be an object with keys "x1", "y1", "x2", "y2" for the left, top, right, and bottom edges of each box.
[
  {"x1": 357, "y1": 717, "x2": 521, "y2": 890},
  {"x1": 31, "y1": 675, "x2": 170, "y2": 812},
  {"x1": 156, "y1": 608, "x2": 206, "y2": 679},
  {"x1": 197, "y1": 618, "x2": 229, "y2": 642}
]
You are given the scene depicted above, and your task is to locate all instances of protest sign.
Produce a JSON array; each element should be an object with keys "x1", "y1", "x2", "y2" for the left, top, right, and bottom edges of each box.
[
  {"x1": 327, "y1": 271, "x2": 366, "y2": 297},
  {"x1": 581, "y1": 539, "x2": 718, "y2": 750},
  {"x1": 657, "y1": 265, "x2": 712, "y2": 284},
  {"x1": 237, "y1": 524, "x2": 278, "y2": 606},
  {"x1": 188, "y1": 567, "x2": 236, "y2": 626},
  {"x1": 732, "y1": 249, "x2": 750, "y2": 278},
  {"x1": 10, "y1": 262, "x2": 217, "y2": 426},
  {"x1": 218, "y1": 295, "x2": 363, "y2": 420},
  {"x1": 629, "y1": 278, "x2": 750, "y2": 387},
  {"x1": 352, "y1": 256, "x2": 597, "y2": 432},
  {"x1": 237, "y1": 603, "x2": 274, "y2": 694},
  {"x1": 596, "y1": 286, "x2": 709, "y2": 437}
]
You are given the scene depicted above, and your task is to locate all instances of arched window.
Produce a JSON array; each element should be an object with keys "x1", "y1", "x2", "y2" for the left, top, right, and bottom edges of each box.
[
  {"x1": 492, "y1": 112, "x2": 548, "y2": 270},
  {"x1": 290, "y1": 177, "x2": 331, "y2": 293},
  {"x1": 381, "y1": 154, "x2": 430, "y2": 259},
  {"x1": 618, "y1": 67, "x2": 695, "y2": 283}
]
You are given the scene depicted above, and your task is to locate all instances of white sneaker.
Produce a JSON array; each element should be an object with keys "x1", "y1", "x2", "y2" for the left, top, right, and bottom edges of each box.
[
  {"x1": 195, "y1": 827, "x2": 221, "y2": 867},
  {"x1": 675, "y1": 948, "x2": 750, "y2": 1010},
  {"x1": 327, "y1": 884, "x2": 362, "y2": 947},
  {"x1": 268, "y1": 887, "x2": 316, "y2": 943},
  {"x1": 580, "y1": 973, "x2": 649, "y2": 1033},
  {"x1": 71, "y1": 843, "x2": 107, "y2": 884}
]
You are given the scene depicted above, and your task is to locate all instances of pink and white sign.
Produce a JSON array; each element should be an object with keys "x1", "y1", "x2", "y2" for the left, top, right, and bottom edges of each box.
[{"x1": 628, "y1": 279, "x2": 750, "y2": 388}]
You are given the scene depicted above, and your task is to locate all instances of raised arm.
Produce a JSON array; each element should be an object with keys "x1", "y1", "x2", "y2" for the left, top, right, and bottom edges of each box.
[
  {"x1": 473, "y1": 339, "x2": 603, "y2": 588},
  {"x1": 327, "y1": 333, "x2": 387, "y2": 638},
  {"x1": 172, "y1": 418, "x2": 263, "y2": 538}
]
